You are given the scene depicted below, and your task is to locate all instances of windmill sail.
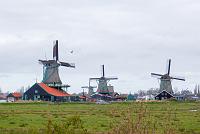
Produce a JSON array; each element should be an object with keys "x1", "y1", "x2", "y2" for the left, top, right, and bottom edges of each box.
[
  {"x1": 151, "y1": 73, "x2": 164, "y2": 77},
  {"x1": 102, "y1": 65, "x2": 105, "y2": 77},
  {"x1": 105, "y1": 77, "x2": 118, "y2": 80},
  {"x1": 167, "y1": 59, "x2": 171, "y2": 75},
  {"x1": 60, "y1": 62, "x2": 75, "y2": 68},
  {"x1": 90, "y1": 78, "x2": 101, "y2": 80},
  {"x1": 171, "y1": 76, "x2": 185, "y2": 81},
  {"x1": 53, "y1": 40, "x2": 59, "y2": 61}
]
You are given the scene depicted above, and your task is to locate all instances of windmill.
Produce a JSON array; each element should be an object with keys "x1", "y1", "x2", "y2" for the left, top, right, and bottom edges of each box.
[
  {"x1": 90, "y1": 65, "x2": 118, "y2": 95},
  {"x1": 39, "y1": 40, "x2": 75, "y2": 89},
  {"x1": 81, "y1": 80, "x2": 97, "y2": 96},
  {"x1": 151, "y1": 59, "x2": 185, "y2": 94}
]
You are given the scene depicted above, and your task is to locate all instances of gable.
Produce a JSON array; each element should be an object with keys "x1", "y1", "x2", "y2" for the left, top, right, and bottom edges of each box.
[
  {"x1": 155, "y1": 90, "x2": 174, "y2": 98},
  {"x1": 24, "y1": 83, "x2": 49, "y2": 96},
  {"x1": 24, "y1": 83, "x2": 70, "y2": 97},
  {"x1": 7, "y1": 93, "x2": 14, "y2": 98}
]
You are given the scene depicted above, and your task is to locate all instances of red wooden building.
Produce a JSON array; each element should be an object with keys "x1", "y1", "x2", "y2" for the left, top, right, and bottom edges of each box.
[{"x1": 7, "y1": 92, "x2": 22, "y2": 102}]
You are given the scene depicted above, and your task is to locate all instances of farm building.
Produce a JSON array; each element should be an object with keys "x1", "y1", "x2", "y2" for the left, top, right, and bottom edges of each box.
[
  {"x1": 7, "y1": 92, "x2": 22, "y2": 102},
  {"x1": 127, "y1": 93, "x2": 136, "y2": 101},
  {"x1": 23, "y1": 83, "x2": 70, "y2": 102},
  {"x1": 155, "y1": 90, "x2": 174, "y2": 100},
  {"x1": 90, "y1": 93, "x2": 113, "y2": 101},
  {"x1": 69, "y1": 95, "x2": 87, "y2": 102},
  {"x1": 174, "y1": 95, "x2": 185, "y2": 101},
  {"x1": 79, "y1": 95, "x2": 87, "y2": 101},
  {"x1": 114, "y1": 94, "x2": 128, "y2": 101}
]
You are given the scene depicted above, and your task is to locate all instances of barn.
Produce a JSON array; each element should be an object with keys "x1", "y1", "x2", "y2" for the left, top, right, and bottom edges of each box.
[
  {"x1": 23, "y1": 83, "x2": 70, "y2": 102},
  {"x1": 155, "y1": 90, "x2": 174, "y2": 100},
  {"x1": 90, "y1": 93, "x2": 113, "y2": 101},
  {"x1": 7, "y1": 92, "x2": 22, "y2": 102}
]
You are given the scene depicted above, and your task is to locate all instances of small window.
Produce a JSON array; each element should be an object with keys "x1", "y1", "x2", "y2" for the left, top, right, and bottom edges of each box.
[{"x1": 35, "y1": 90, "x2": 38, "y2": 94}]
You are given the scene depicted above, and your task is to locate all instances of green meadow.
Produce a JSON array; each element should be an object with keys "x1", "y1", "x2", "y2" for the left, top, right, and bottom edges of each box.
[{"x1": 0, "y1": 101, "x2": 199, "y2": 134}]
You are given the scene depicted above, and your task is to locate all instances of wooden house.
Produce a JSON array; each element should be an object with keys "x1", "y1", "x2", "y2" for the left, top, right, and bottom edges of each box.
[
  {"x1": 23, "y1": 83, "x2": 70, "y2": 102},
  {"x1": 155, "y1": 90, "x2": 174, "y2": 100},
  {"x1": 7, "y1": 92, "x2": 22, "y2": 102}
]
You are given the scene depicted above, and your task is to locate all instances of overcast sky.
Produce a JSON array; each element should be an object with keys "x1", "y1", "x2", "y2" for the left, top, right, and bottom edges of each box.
[{"x1": 0, "y1": 0, "x2": 200, "y2": 93}]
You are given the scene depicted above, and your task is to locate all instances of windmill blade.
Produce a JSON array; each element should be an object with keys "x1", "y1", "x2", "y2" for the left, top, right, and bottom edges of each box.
[
  {"x1": 90, "y1": 78, "x2": 100, "y2": 80},
  {"x1": 151, "y1": 73, "x2": 164, "y2": 77},
  {"x1": 81, "y1": 86, "x2": 97, "y2": 88},
  {"x1": 171, "y1": 76, "x2": 185, "y2": 81},
  {"x1": 90, "y1": 86, "x2": 97, "y2": 88},
  {"x1": 81, "y1": 86, "x2": 89, "y2": 88},
  {"x1": 60, "y1": 62, "x2": 75, "y2": 68},
  {"x1": 105, "y1": 77, "x2": 118, "y2": 80},
  {"x1": 53, "y1": 40, "x2": 59, "y2": 61},
  {"x1": 38, "y1": 59, "x2": 46, "y2": 64},
  {"x1": 102, "y1": 65, "x2": 105, "y2": 77},
  {"x1": 167, "y1": 59, "x2": 171, "y2": 75},
  {"x1": 39, "y1": 60, "x2": 56, "y2": 65}
]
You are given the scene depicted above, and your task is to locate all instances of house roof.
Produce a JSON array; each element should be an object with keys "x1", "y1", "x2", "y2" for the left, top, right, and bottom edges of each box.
[
  {"x1": 91, "y1": 93, "x2": 112, "y2": 98},
  {"x1": 79, "y1": 96, "x2": 86, "y2": 99},
  {"x1": 38, "y1": 83, "x2": 70, "y2": 97},
  {"x1": 7, "y1": 92, "x2": 22, "y2": 98},
  {"x1": 155, "y1": 90, "x2": 174, "y2": 97}
]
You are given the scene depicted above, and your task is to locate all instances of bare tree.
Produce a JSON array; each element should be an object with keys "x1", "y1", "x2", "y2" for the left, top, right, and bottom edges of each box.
[
  {"x1": 146, "y1": 88, "x2": 159, "y2": 95},
  {"x1": 137, "y1": 90, "x2": 146, "y2": 97},
  {"x1": 181, "y1": 89, "x2": 192, "y2": 96}
]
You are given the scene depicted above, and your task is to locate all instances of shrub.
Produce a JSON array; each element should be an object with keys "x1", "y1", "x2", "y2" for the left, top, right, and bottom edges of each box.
[{"x1": 46, "y1": 115, "x2": 89, "y2": 134}]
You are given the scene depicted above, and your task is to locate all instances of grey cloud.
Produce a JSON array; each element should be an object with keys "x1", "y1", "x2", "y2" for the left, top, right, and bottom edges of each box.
[{"x1": 0, "y1": 0, "x2": 200, "y2": 93}]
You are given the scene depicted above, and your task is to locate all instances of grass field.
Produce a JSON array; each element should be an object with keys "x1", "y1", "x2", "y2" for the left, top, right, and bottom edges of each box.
[{"x1": 0, "y1": 101, "x2": 199, "y2": 134}]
